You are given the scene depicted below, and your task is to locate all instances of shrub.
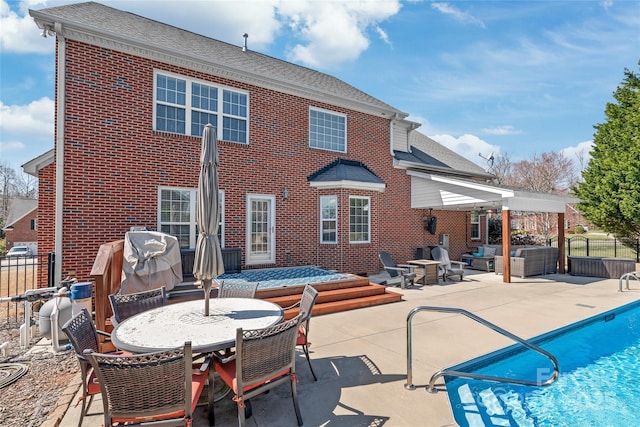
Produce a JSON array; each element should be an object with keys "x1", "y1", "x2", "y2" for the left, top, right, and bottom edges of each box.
[{"x1": 574, "y1": 225, "x2": 586, "y2": 234}]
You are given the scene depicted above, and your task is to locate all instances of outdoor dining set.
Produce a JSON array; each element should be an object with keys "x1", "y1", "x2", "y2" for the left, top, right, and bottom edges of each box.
[{"x1": 62, "y1": 281, "x2": 320, "y2": 427}]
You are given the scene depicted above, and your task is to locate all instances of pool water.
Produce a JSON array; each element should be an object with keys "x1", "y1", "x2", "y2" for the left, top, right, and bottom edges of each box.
[
  {"x1": 218, "y1": 266, "x2": 350, "y2": 289},
  {"x1": 446, "y1": 300, "x2": 640, "y2": 427}
]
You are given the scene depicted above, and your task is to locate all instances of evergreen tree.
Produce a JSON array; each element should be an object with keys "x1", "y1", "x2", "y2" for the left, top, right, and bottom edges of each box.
[{"x1": 573, "y1": 63, "x2": 640, "y2": 241}]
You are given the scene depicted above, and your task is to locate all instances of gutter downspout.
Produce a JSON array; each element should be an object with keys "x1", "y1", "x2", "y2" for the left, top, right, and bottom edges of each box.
[{"x1": 54, "y1": 22, "x2": 65, "y2": 286}]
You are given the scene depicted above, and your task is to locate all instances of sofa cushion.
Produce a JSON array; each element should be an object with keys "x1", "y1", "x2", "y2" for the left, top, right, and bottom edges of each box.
[
  {"x1": 483, "y1": 247, "x2": 496, "y2": 257},
  {"x1": 514, "y1": 248, "x2": 524, "y2": 257},
  {"x1": 473, "y1": 246, "x2": 485, "y2": 257}
]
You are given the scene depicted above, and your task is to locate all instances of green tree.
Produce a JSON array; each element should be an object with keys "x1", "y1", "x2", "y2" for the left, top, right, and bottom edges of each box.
[{"x1": 573, "y1": 63, "x2": 640, "y2": 241}]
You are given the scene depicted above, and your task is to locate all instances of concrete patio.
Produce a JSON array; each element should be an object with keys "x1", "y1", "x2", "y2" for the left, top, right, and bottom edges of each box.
[{"x1": 52, "y1": 269, "x2": 640, "y2": 426}]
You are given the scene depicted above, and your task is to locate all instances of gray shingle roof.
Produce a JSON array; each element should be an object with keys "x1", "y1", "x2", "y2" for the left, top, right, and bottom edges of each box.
[
  {"x1": 398, "y1": 131, "x2": 492, "y2": 178},
  {"x1": 308, "y1": 159, "x2": 384, "y2": 185},
  {"x1": 30, "y1": 1, "x2": 404, "y2": 118}
]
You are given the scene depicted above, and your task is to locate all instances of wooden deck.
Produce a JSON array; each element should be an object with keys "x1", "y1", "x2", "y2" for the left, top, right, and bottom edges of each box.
[{"x1": 90, "y1": 240, "x2": 403, "y2": 339}]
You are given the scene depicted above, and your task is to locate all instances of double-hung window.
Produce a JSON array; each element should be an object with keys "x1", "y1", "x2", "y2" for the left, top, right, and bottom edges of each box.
[
  {"x1": 320, "y1": 196, "x2": 337, "y2": 243},
  {"x1": 349, "y1": 196, "x2": 370, "y2": 243},
  {"x1": 309, "y1": 108, "x2": 346, "y2": 152},
  {"x1": 158, "y1": 187, "x2": 225, "y2": 248},
  {"x1": 470, "y1": 211, "x2": 480, "y2": 240},
  {"x1": 155, "y1": 71, "x2": 248, "y2": 143}
]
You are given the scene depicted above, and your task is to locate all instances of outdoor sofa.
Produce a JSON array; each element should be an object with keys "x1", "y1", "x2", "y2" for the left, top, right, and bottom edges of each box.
[{"x1": 494, "y1": 246, "x2": 559, "y2": 278}]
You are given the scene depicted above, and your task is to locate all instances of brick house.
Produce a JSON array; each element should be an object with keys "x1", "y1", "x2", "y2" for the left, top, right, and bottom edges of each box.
[
  {"x1": 3, "y1": 198, "x2": 38, "y2": 254},
  {"x1": 28, "y1": 2, "x2": 573, "y2": 285}
]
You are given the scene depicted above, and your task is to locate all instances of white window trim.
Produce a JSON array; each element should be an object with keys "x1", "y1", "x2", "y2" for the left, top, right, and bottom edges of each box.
[
  {"x1": 153, "y1": 70, "x2": 250, "y2": 143},
  {"x1": 349, "y1": 195, "x2": 370, "y2": 244},
  {"x1": 320, "y1": 195, "x2": 338, "y2": 244},
  {"x1": 157, "y1": 187, "x2": 225, "y2": 249},
  {"x1": 470, "y1": 211, "x2": 480, "y2": 240},
  {"x1": 309, "y1": 106, "x2": 347, "y2": 153}
]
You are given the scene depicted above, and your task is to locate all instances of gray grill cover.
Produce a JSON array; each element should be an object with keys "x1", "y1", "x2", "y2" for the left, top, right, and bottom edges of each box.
[{"x1": 121, "y1": 231, "x2": 182, "y2": 294}]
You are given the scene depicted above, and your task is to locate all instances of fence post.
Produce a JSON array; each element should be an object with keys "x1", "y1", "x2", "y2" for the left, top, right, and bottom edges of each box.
[
  {"x1": 47, "y1": 252, "x2": 55, "y2": 288},
  {"x1": 586, "y1": 238, "x2": 589, "y2": 257},
  {"x1": 614, "y1": 238, "x2": 617, "y2": 257}
]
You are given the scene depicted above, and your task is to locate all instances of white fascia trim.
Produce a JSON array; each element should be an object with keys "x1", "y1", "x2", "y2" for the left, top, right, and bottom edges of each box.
[
  {"x1": 398, "y1": 160, "x2": 493, "y2": 180},
  {"x1": 309, "y1": 180, "x2": 385, "y2": 192},
  {"x1": 22, "y1": 149, "x2": 55, "y2": 177},
  {"x1": 408, "y1": 170, "x2": 514, "y2": 197}
]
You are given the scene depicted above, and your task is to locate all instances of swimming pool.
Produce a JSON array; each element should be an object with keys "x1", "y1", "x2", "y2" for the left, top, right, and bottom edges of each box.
[
  {"x1": 217, "y1": 266, "x2": 350, "y2": 289},
  {"x1": 446, "y1": 300, "x2": 640, "y2": 427}
]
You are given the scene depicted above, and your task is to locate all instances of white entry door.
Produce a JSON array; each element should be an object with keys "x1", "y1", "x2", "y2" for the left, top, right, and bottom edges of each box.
[{"x1": 246, "y1": 194, "x2": 275, "y2": 265}]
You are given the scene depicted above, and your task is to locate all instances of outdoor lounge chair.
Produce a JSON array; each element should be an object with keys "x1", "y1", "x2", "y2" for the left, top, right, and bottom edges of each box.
[
  {"x1": 62, "y1": 308, "x2": 120, "y2": 427},
  {"x1": 283, "y1": 284, "x2": 320, "y2": 380},
  {"x1": 378, "y1": 251, "x2": 417, "y2": 289},
  {"x1": 108, "y1": 286, "x2": 167, "y2": 326},
  {"x1": 431, "y1": 247, "x2": 465, "y2": 281},
  {"x1": 85, "y1": 341, "x2": 213, "y2": 427},
  {"x1": 216, "y1": 281, "x2": 259, "y2": 298},
  {"x1": 212, "y1": 314, "x2": 304, "y2": 426}
]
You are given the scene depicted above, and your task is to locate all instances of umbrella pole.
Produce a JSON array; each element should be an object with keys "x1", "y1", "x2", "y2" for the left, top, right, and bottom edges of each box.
[{"x1": 203, "y1": 278, "x2": 211, "y2": 316}]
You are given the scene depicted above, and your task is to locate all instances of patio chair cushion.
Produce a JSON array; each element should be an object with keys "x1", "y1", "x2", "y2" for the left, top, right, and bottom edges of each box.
[
  {"x1": 110, "y1": 369, "x2": 208, "y2": 424},
  {"x1": 215, "y1": 359, "x2": 290, "y2": 394},
  {"x1": 473, "y1": 246, "x2": 485, "y2": 256}
]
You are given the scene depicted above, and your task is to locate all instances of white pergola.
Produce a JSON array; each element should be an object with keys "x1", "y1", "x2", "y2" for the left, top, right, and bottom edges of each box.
[{"x1": 408, "y1": 171, "x2": 580, "y2": 283}]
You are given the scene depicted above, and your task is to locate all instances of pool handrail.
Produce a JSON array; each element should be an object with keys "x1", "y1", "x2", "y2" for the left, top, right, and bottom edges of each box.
[{"x1": 405, "y1": 305, "x2": 560, "y2": 393}]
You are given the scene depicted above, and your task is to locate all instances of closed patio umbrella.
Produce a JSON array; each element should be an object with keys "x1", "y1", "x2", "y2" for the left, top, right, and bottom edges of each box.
[{"x1": 193, "y1": 124, "x2": 225, "y2": 315}]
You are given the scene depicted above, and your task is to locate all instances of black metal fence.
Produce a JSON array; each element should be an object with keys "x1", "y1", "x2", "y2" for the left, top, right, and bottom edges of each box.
[
  {"x1": 0, "y1": 253, "x2": 55, "y2": 325},
  {"x1": 548, "y1": 236, "x2": 640, "y2": 262}
]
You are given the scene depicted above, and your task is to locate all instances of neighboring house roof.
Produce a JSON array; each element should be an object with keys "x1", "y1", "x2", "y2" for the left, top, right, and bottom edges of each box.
[
  {"x1": 4, "y1": 199, "x2": 37, "y2": 229},
  {"x1": 30, "y1": 2, "x2": 406, "y2": 120},
  {"x1": 308, "y1": 159, "x2": 385, "y2": 191},
  {"x1": 394, "y1": 131, "x2": 493, "y2": 180}
]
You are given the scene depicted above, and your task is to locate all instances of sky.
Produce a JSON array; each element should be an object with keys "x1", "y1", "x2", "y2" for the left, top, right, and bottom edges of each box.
[{"x1": 1, "y1": 0, "x2": 639, "y2": 174}]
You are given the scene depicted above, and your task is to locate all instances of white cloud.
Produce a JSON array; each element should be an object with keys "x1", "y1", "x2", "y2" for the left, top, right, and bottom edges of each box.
[
  {"x1": 561, "y1": 140, "x2": 593, "y2": 172},
  {"x1": 431, "y1": 2, "x2": 485, "y2": 28},
  {"x1": 0, "y1": 97, "x2": 54, "y2": 136},
  {"x1": 278, "y1": 0, "x2": 401, "y2": 68},
  {"x1": 429, "y1": 133, "x2": 500, "y2": 167},
  {"x1": 482, "y1": 125, "x2": 522, "y2": 136},
  {"x1": 0, "y1": 0, "x2": 56, "y2": 53},
  {"x1": 0, "y1": 97, "x2": 54, "y2": 168}
]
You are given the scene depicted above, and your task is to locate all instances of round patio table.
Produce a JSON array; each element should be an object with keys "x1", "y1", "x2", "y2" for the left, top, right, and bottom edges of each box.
[{"x1": 111, "y1": 298, "x2": 284, "y2": 354}]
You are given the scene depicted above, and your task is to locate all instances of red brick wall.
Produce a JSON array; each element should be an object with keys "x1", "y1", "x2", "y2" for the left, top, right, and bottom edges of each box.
[{"x1": 38, "y1": 40, "x2": 476, "y2": 281}]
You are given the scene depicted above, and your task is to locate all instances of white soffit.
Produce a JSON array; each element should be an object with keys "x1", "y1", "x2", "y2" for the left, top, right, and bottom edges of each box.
[{"x1": 408, "y1": 171, "x2": 578, "y2": 213}]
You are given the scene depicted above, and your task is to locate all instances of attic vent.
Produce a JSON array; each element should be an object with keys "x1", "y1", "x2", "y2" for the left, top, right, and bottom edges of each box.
[{"x1": 242, "y1": 33, "x2": 248, "y2": 52}]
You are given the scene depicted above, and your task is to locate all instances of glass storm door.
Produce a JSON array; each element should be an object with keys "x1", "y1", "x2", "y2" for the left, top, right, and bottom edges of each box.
[{"x1": 246, "y1": 194, "x2": 275, "y2": 265}]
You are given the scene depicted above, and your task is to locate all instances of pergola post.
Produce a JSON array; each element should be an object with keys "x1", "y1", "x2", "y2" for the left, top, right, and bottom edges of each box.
[{"x1": 502, "y1": 208, "x2": 511, "y2": 283}]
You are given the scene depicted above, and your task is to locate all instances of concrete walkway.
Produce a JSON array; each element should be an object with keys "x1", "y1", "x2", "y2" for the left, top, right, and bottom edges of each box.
[{"x1": 54, "y1": 270, "x2": 640, "y2": 426}]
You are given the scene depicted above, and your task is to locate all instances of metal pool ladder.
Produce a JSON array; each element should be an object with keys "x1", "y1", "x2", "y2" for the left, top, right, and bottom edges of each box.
[{"x1": 405, "y1": 306, "x2": 560, "y2": 393}]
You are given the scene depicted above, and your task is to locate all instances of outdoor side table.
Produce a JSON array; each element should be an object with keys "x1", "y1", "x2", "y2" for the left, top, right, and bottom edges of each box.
[{"x1": 406, "y1": 259, "x2": 440, "y2": 285}]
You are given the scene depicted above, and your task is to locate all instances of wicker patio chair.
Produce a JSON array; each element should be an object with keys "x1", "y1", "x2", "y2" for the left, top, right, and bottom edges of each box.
[
  {"x1": 216, "y1": 281, "x2": 259, "y2": 298},
  {"x1": 108, "y1": 286, "x2": 167, "y2": 326},
  {"x1": 84, "y1": 341, "x2": 213, "y2": 427},
  {"x1": 283, "y1": 284, "x2": 320, "y2": 380},
  {"x1": 61, "y1": 308, "x2": 117, "y2": 427},
  {"x1": 213, "y1": 314, "x2": 304, "y2": 426}
]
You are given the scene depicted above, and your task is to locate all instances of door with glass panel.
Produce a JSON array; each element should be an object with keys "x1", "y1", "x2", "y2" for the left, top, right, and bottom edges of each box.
[{"x1": 246, "y1": 194, "x2": 275, "y2": 265}]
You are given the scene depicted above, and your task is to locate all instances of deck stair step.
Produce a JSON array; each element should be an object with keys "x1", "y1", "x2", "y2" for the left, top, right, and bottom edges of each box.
[
  {"x1": 166, "y1": 275, "x2": 403, "y2": 318},
  {"x1": 256, "y1": 277, "x2": 403, "y2": 319}
]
